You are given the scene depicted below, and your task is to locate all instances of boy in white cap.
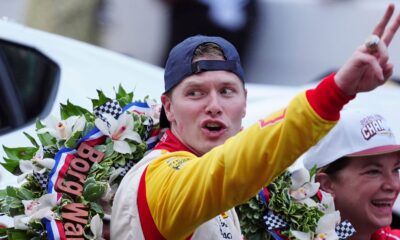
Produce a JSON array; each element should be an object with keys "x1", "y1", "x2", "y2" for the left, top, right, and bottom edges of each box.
[{"x1": 304, "y1": 108, "x2": 400, "y2": 240}]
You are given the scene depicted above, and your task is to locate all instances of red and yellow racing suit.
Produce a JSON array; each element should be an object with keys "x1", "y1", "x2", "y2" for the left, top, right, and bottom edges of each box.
[{"x1": 111, "y1": 74, "x2": 354, "y2": 240}]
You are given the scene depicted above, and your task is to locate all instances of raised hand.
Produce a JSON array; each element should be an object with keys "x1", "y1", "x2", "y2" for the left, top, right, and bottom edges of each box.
[{"x1": 334, "y1": 4, "x2": 400, "y2": 96}]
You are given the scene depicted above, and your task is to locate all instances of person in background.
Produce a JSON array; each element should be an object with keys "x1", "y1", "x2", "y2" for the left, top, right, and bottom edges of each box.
[
  {"x1": 111, "y1": 4, "x2": 400, "y2": 239},
  {"x1": 25, "y1": 0, "x2": 104, "y2": 45},
  {"x1": 303, "y1": 108, "x2": 400, "y2": 240},
  {"x1": 160, "y1": 0, "x2": 258, "y2": 67}
]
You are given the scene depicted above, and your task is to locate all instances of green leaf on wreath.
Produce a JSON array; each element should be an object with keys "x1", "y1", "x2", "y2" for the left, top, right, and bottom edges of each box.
[
  {"x1": 0, "y1": 196, "x2": 24, "y2": 216},
  {"x1": 64, "y1": 130, "x2": 83, "y2": 148},
  {"x1": 1, "y1": 158, "x2": 21, "y2": 173},
  {"x1": 29, "y1": 219, "x2": 46, "y2": 233},
  {"x1": 35, "y1": 119, "x2": 57, "y2": 147},
  {"x1": 1, "y1": 228, "x2": 29, "y2": 240},
  {"x1": 3, "y1": 146, "x2": 37, "y2": 161},
  {"x1": 309, "y1": 165, "x2": 317, "y2": 179},
  {"x1": 6, "y1": 186, "x2": 18, "y2": 198},
  {"x1": 0, "y1": 228, "x2": 7, "y2": 238},
  {"x1": 104, "y1": 142, "x2": 115, "y2": 157},
  {"x1": 88, "y1": 162, "x2": 111, "y2": 182},
  {"x1": 60, "y1": 100, "x2": 92, "y2": 120},
  {"x1": 91, "y1": 90, "x2": 110, "y2": 109},
  {"x1": 35, "y1": 118, "x2": 45, "y2": 129},
  {"x1": 82, "y1": 121, "x2": 95, "y2": 136},
  {"x1": 16, "y1": 187, "x2": 34, "y2": 200},
  {"x1": 0, "y1": 189, "x2": 7, "y2": 198},
  {"x1": 23, "y1": 132, "x2": 39, "y2": 148},
  {"x1": 22, "y1": 175, "x2": 43, "y2": 198},
  {"x1": 90, "y1": 202, "x2": 104, "y2": 217},
  {"x1": 116, "y1": 84, "x2": 134, "y2": 108},
  {"x1": 83, "y1": 178, "x2": 108, "y2": 201}
]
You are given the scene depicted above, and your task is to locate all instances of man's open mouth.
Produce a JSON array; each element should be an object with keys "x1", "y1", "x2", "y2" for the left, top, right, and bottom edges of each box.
[{"x1": 205, "y1": 123, "x2": 224, "y2": 131}]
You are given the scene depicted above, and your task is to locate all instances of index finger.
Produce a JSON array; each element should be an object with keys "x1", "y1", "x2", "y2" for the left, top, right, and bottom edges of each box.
[{"x1": 372, "y1": 4, "x2": 395, "y2": 37}]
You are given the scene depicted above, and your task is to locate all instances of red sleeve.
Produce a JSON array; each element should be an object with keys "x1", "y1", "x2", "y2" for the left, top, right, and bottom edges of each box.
[
  {"x1": 306, "y1": 73, "x2": 355, "y2": 121},
  {"x1": 371, "y1": 227, "x2": 400, "y2": 240}
]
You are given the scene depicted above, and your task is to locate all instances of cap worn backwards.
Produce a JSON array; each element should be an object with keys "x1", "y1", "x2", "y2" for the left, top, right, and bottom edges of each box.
[
  {"x1": 160, "y1": 35, "x2": 245, "y2": 128},
  {"x1": 303, "y1": 108, "x2": 400, "y2": 170}
]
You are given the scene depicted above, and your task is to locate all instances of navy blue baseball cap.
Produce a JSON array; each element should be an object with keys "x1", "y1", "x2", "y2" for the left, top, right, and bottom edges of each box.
[{"x1": 160, "y1": 35, "x2": 245, "y2": 128}]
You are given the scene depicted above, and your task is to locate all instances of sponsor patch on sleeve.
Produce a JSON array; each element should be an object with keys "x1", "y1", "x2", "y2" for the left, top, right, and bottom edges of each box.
[{"x1": 166, "y1": 157, "x2": 190, "y2": 170}]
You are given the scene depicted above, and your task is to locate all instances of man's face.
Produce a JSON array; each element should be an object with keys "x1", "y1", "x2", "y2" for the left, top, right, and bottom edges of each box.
[
  {"x1": 161, "y1": 70, "x2": 247, "y2": 156},
  {"x1": 326, "y1": 152, "x2": 400, "y2": 232}
]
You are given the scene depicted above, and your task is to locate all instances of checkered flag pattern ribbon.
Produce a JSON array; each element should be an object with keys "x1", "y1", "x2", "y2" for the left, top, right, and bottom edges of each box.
[
  {"x1": 93, "y1": 99, "x2": 123, "y2": 124},
  {"x1": 144, "y1": 117, "x2": 153, "y2": 140},
  {"x1": 263, "y1": 211, "x2": 288, "y2": 231},
  {"x1": 114, "y1": 160, "x2": 136, "y2": 177},
  {"x1": 336, "y1": 220, "x2": 356, "y2": 239},
  {"x1": 33, "y1": 171, "x2": 48, "y2": 189},
  {"x1": 43, "y1": 146, "x2": 57, "y2": 155}
]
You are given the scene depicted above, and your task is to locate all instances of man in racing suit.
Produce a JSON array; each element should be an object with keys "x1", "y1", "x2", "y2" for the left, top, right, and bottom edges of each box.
[{"x1": 111, "y1": 4, "x2": 400, "y2": 239}]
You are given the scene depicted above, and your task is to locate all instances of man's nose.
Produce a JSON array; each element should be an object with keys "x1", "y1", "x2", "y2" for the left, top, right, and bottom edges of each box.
[
  {"x1": 382, "y1": 173, "x2": 400, "y2": 192},
  {"x1": 205, "y1": 92, "x2": 222, "y2": 117}
]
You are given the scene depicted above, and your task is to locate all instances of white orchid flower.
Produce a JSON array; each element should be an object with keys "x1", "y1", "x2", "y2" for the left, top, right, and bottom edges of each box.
[
  {"x1": 37, "y1": 115, "x2": 86, "y2": 140},
  {"x1": 14, "y1": 194, "x2": 58, "y2": 230},
  {"x1": 290, "y1": 168, "x2": 320, "y2": 201},
  {"x1": 314, "y1": 211, "x2": 341, "y2": 240},
  {"x1": 317, "y1": 190, "x2": 336, "y2": 214},
  {"x1": 22, "y1": 193, "x2": 58, "y2": 216},
  {"x1": 109, "y1": 168, "x2": 123, "y2": 184},
  {"x1": 17, "y1": 147, "x2": 55, "y2": 183},
  {"x1": 95, "y1": 113, "x2": 142, "y2": 154},
  {"x1": 145, "y1": 99, "x2": 161, "y2": 125},
  {"x1": 290, "y1": 212, "x2": 340, "y2": 240},
  {"x1": 298, "y1": 197, "x2": 319, "y2": 208},
  {"x1": 14, "y1": 208, "x2": 55, "y2": 230},
  {"x1": 101, "y1": 183, "x2": 119, "y2": 202},
  {"x1": 291, "y1": 230, "x2": 312, "y2": 240},
  {"x1": 14, "y1": 215, "x2": 30, "y2": 230},
  {"x1": 90, "y1": 214, "x2": 104, "y2": 240}
]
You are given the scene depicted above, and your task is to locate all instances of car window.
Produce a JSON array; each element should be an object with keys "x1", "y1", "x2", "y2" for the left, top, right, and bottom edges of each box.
[{"x1": 0, "y1": 39, "x2": 60, "y2": 135}]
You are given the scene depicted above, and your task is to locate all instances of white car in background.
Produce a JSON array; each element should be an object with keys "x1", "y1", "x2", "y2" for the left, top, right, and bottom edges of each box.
[{"x1": 0, "y1": 19, "x2": 400, "y2": 228}]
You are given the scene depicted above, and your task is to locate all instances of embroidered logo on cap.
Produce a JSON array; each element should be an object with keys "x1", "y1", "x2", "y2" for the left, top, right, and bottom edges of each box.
[{"x1": 360, "y1": 114, "x2": 392, "y2": 140}]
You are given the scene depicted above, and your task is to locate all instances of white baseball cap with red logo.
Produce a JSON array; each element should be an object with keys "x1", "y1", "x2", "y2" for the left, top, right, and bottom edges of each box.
[{"x1": 304, "y1": 108, "x2": 400, "y2": 170}]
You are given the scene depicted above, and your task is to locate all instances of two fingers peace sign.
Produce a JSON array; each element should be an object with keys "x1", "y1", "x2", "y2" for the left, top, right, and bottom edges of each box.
[{"x1": 335, "y1": 3, "x2": 400, "y2": 96}]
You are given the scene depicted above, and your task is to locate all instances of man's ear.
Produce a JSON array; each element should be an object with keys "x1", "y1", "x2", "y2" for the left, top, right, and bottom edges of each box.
[
  {"x1": 161, "y1": 94, "x2": 174, "y2": 123},
  {"x1": 316, "y1": 173, "x2": 336, "y2": 197},
  {"x1": 242, "y1": 88, "x2": 248, "y2": 118}
]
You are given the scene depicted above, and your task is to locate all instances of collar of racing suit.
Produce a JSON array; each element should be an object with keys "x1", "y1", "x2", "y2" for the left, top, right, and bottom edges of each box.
[{"x1": 154, "y1": 129, "x2": 195, "y2": 154}]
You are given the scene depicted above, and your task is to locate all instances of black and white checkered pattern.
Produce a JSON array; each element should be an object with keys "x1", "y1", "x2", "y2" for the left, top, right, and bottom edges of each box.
[
  {"x1": 114, "y1": 161, "x2": 136, "y2": 177},
  {"x1": 94, "y1": 99, "x2": 123, "y2": 125},
  {"x1": 143, "y1": 117, "x2": 153, "y2": 140},
  {"x1": 336, "y1": 220, "x2": 356, "y2": 239},
  {"x1": 263, "y1": 211, "x2": 288, "y2": 230},
  {"x1": 33, "y1": 171, "x2": 48, "y2": 189},
  {"x1": 43, "y1": 146, "x2": 57, "y2": 155}
]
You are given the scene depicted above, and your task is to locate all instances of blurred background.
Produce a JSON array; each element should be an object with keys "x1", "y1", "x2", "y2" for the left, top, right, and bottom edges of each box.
[{"x1": 1, "y1": 0, "x2": 400, "y2": 85}]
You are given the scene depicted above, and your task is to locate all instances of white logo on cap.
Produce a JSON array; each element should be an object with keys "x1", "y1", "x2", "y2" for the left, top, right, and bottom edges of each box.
[{"x1": 360, "y1": 114, "x2": 392, "y2": 140}]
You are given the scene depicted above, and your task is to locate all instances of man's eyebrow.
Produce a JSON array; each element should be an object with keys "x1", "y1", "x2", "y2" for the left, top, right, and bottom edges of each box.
[
  {"x1": 181, "y1": 81, "x2": 205, "y2": 88},
  {"x1": 361, "y1": 161, "x2": 383, "y2": 168},
  {"x1": 220, "y1": 80, "x2": 241, "y2": 86}
]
